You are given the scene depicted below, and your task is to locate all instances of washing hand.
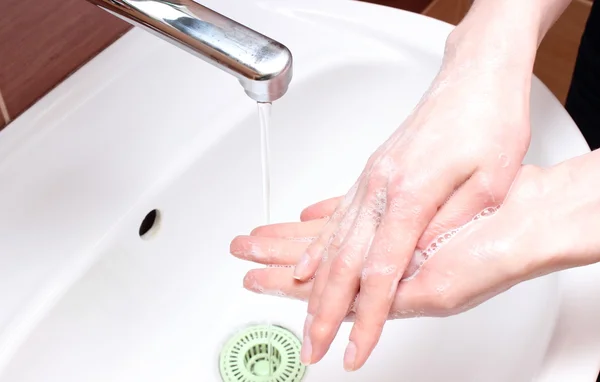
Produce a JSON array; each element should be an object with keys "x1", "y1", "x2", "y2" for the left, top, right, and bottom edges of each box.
[
  {"x1": 231, "y1": 152, "x2": 600, "y2": 369},
  {"x1": 232, "y1": 169, "x2": 534, "y2": 317},
  {"x1": 285, "y1": 0, "x2": 582, "y2": 368},
  {"x1": 229, "y1": 0, "x2": 583, "y2": 372},
  {"x1": 289, "y1": 31, "x2": 535, "y2": 372}
]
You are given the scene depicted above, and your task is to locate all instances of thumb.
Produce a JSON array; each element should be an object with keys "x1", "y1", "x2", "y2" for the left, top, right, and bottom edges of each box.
[
  {"x1": 300, "y1": 196, "x2": 343, "y2": 221},
  {"x1": 416, "y1": 172, "x2": 508, "y2": 249}
]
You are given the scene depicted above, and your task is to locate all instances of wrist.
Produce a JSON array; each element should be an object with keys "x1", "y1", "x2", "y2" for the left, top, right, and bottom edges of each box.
[
  {"x1": 513, "y1": 152, "x2": 600, "y2": 277},
  {"x1": 433, "y1": 1, "x2": 549, "y2": 122},
  {"x1": 545, "y1": 151, "x2": 600, "y2": 270},
  {"x1": 452, "y1": 0, "x2": 571, "y2": 46},
  {"x1": 442, "y1": 0, "x2": 571, "y2": 88},
  {"x1": 429, "y1": 24, "x2": 535, "y2": 128},
  {"x1": 443, "y1": 9, "x2": 538, "y2": 86}
]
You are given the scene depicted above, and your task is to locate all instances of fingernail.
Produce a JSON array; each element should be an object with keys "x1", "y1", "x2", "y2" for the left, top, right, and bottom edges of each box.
[
  {"x1": 294, "y1": 253, "x2": 310, "y2": 279},
  {"x1": 343, "y1": 341, "x2": 357, "y2": 371},
  {"x1": 303, "y1": 314, "x2": 313, "y2": 337},
  {"x1": 301, "y1": 335, "x2": 312, "y2": 365}
]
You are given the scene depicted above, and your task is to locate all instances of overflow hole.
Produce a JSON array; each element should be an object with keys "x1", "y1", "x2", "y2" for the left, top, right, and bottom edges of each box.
[{"x1": 139, "y1": 209, "x2": 160, "y2": 239}]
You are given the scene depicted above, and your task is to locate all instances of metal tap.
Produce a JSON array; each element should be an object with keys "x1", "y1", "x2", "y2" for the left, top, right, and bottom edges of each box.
[{"x1": 87, "y1": 0, "x2": 293, "y2": 102}]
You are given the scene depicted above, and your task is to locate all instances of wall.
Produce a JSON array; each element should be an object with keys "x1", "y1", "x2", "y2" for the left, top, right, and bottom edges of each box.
[
  {"x1": 0, "y1": 0, "x2": 131, "y2": 128},
  {"x1": 361, "y1": 0, "x2": 432, "y2": 12},
  {"x1": 0, "y1": 0, "x2": 593, "y2": 131}
]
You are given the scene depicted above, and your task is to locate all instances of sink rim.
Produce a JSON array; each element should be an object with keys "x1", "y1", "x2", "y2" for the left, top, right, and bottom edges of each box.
[{"x1": 0, "y1": 0, "x2": 598, "y2": 381}]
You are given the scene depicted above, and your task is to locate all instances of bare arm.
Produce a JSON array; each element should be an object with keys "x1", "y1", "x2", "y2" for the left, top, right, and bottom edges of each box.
[
  {"x1": 437, "y1": 0, "x2": 574, "y2": 114},
  {"x1": 535, "y1": 148, "x2": 600, "y2": 272},
  {"x1": 450, "y1": 0, "x2": 573, "y2": 62}
]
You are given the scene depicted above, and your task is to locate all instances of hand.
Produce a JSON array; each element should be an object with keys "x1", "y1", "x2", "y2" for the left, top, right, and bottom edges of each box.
[
  {"x1": 231, "y1": 177, "x2": 521, "y2": 317},
  {"x1": 231, "y1": 162, "x2": 599, "y2": 369},
  {"x1": 290, "y1": 37, "x2": 534, "y2": 370}
]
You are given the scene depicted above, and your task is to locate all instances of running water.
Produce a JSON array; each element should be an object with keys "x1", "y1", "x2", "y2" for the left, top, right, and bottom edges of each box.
[
  {"x1": 257, "y1": 102, "x2": 275, "y2": 377},
  {"x1": 258, "y1": 102, "x2": 272, "y2": 225}
]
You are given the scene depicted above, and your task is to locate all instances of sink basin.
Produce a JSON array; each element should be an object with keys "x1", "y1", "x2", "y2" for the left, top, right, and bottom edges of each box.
[{"x1": 0, "y1": 0, "x2": 599, "y2": 381}]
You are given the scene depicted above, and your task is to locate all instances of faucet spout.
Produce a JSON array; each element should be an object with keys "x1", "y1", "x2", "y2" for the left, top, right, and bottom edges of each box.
[{"x1": 87, "y1": 0, "x2": 293, "y2": 102}]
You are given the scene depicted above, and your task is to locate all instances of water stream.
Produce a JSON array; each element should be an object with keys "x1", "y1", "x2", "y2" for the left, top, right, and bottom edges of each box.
[
  {"x1": 258, "y1": 102, "x2": 272, "y2": 226},
  {"x1": 257, "y1": 101, "x2": 275, "y2": 377}
]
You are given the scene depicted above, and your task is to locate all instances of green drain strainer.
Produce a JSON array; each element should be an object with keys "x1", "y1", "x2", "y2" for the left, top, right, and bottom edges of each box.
[{"x1": 219, "y1": 325, "x2": 306, "y2": 382}]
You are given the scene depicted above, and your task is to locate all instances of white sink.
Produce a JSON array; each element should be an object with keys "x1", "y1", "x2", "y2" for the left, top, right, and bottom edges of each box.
[{"x1": 0, "y1": 0, "x2": 599, "y2": 381}]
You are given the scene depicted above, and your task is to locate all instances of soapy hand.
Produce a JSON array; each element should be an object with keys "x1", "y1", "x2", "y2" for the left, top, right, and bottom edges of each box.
[
  {"x1": 231, "y1": 182, "x2": 521, "y2": 317},
  {"x1": 232, "y1": 201, "x2": 516, "y2": 317},
  {"x1": 232, "y1": 160, "x2": 600, "y2": 368},
  {"x1": 288, "y1": 43, "x2": 533, "y2": 370}
]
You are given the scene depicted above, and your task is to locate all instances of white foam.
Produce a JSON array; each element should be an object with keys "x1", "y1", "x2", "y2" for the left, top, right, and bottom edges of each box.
[{"x1": 403, "y1": 205, "x2": 502, "y2": 280}]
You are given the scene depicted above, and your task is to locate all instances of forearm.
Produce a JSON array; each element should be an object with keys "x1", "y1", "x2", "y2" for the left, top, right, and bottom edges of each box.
[
  {"x1": 541, "y1": 149, "x2": 600, "y2": 271},
  {"x1": 440, "y1": 0, "x2": 573, "y2": 91},
  {"x1": 423, "y1": 0, "x2": 573, "y2": 125},
  {"x1": 458, "y1": 0, "x2": 573, "y2": 45}
]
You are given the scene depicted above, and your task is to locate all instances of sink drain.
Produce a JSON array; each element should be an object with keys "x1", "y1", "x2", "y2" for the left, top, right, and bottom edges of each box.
[{"x1": 219, "y1": 325, "x2": 306, "y2": 382}]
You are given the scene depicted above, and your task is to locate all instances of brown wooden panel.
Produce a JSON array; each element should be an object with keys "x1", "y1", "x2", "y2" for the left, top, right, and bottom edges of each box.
[
  {"x1": 362, "y1": 0, "x2": 433, "y2": 13},
  {"x1": 534, "y1": 0, "x2": 592, "y2": 103},
  {"x1": 0, "y1": 0, "x2": 131, "y2": 121},
  {"x1": 423, "y1": 0, "x2": 470, "y2": 25}
]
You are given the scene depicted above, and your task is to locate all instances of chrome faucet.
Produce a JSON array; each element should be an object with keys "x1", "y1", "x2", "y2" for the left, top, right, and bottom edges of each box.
[{"x1": 87, "y1": 0, "x2": 293, "y2": 103}]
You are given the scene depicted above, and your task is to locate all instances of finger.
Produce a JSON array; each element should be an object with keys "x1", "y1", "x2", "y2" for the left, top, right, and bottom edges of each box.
[
  {"x1": 416, "y1": 171, "x2": 507, "y2": 249},
  {"x1": 400, "y1": 248, "x2": 427, "y2": 280},
  {"x1": 305, "y1": 199, "x2": 362, "y2": 313},
  {"x1": 294, "y1": 179, "x2": 361, "y2": 281},
  {"x1": 250, "y1": 218, "x2": 328, "y2": 239},
  {"x1": 243, "y1": 266, "x2": 425, "y2": 322},
  {"x1": 302, "y1": 202, "x2": 361, "y2": 311},
  {"x1": 243, "y1": 268, "x2": 314, "y2": 301},
  {"x1": 230, "y1": 235, "x2": 310, "y2": 265},
  {"x1": 392, "y1": 252, "x2": 474, "y2": 319},
  {"x1": 301, "y1": 185, "x2": 365, "y2": 364},
  {"x1": 346, "y1": 213, "x2": 412, "y2": 371},
  {"x1": 348, "y1": 170, "x2": 467, "y2": 372},
  {"x1": 307, "y1": 202, "x2": 379, "y2": 364},
  {"x1": 389, "y1": 248, "x2": 468, "y2": 319},
  {"x1": 300, "y1": 196, "x2": 343, "y2": 221},
  {"x1": 394, "y1": 200, "x2": 511, "y2": 319},
  {"x1": 389, "y1": 275, "x2": 432, "y2": 318},
  {"x1": 244, "y1": 267, "x2": 428, "y2": 322}
]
